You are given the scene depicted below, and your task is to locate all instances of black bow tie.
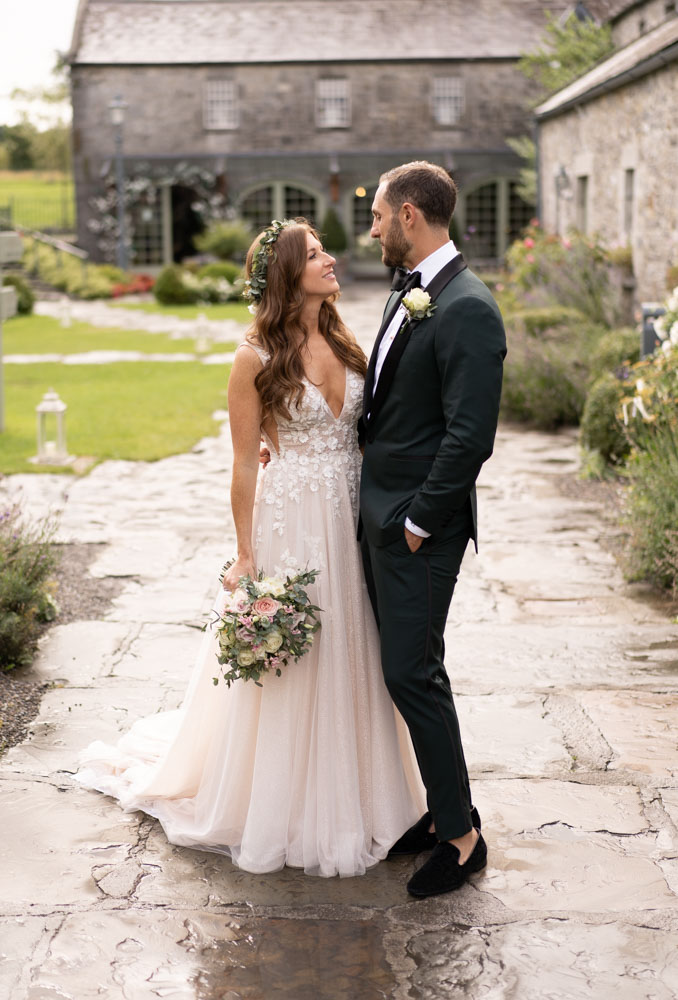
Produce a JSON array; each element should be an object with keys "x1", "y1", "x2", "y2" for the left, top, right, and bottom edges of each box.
[{"x1": 390, "y1": 268, "x2": 422, "y2": 293}]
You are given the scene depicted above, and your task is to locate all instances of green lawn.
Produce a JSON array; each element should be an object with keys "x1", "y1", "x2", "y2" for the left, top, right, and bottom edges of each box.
[
  {"x1": 111, "y1": 301, "x2": 252, "y2": 323},
  {"x1": 0, "y1": 361, "x2": 231, "y2": 474},
  {"x1": 0, "y1": 171, "x2": 75, "y2": 231},
  {"x1": 2, "y1": 314, "x2": 237, "y2": 355}
]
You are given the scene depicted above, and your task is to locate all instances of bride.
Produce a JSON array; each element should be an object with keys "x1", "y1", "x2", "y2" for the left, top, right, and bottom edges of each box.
[{"x1": 76, "y1": 218, "x2": 425, "y2": 878}]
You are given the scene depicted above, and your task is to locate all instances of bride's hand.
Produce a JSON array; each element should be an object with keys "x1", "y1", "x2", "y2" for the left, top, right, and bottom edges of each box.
[{"x1": 222, "y1": 555, "x2": 256, "y2": 591}]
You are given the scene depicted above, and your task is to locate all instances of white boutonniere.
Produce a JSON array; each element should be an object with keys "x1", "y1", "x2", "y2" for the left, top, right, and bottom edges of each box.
[{"x1": 402, "y1": 287, "x2": 436, "y2": 321}]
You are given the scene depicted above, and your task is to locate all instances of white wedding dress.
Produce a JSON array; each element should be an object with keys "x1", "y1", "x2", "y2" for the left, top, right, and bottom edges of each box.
[{"x1": 76, "y1": 343, "x2": 425, "y2": 877}]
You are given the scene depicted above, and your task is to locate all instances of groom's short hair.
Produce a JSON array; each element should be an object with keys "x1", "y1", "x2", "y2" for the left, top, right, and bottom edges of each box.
[{"x1": 380, "y1": 161, "x2": 457, "y2": 228}]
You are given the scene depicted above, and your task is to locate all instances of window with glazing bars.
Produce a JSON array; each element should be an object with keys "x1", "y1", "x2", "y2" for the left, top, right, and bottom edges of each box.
[
  {"x1": 316, "y1": 79, "x2": 351, "y2": 128},
  {"x1": 204, "y1": 80, "x2": 239, "y2": 130},
  {"x1": 432, "y1": 78, "x2": 464, "y2": 126}
]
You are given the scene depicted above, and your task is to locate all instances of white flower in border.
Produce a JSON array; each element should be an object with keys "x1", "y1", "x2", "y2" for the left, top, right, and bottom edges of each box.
[
  {"x1": 670, "y1": 321, "x2": 678, "y2": 346},
  {"x1": 654, "y1": 316, "x2": 667, "y2": 341}
]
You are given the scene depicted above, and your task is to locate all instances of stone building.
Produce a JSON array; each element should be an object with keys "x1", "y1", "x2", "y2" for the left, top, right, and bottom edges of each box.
[
  {"x1": 535, "y1": 1, "x2": 678, "y2": 301},
  {"x1": 67, "y1": 0, "x2": 571, "y2": 267}
]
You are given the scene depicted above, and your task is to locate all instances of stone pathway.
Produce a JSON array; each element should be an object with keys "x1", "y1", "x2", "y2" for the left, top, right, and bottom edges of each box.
[{"x1": 2, "y1": 287, "x2": 678, "y2": 997}]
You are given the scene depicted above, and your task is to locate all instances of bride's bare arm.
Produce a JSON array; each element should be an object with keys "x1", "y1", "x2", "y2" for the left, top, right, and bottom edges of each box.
[{"x1": 224, "y1": 347, "x2": 264, "y2": 590}]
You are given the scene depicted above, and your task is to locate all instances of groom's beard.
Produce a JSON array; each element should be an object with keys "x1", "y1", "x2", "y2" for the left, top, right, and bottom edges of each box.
[{"x1": 381, "y1": 217, "x2": 413, "y2": 269}]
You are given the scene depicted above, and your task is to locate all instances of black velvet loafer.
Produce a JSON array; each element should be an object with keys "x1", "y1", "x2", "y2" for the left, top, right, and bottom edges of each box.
[
  {"x1": 388, "y1": 806, "x2": 481, "y2": 857},
  {"x1": 406, "y1": 830, "x2": 487, "y2": 898}
]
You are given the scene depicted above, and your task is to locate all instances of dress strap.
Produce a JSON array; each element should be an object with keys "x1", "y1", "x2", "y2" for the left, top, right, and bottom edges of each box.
[{"x1": 238, "y1": 340, "x2": 270, "y2": 364}]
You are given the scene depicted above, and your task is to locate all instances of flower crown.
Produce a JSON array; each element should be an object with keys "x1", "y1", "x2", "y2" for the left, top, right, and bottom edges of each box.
[{"x1": 243, "y1": 219, "x2": 295, "y2": 307}]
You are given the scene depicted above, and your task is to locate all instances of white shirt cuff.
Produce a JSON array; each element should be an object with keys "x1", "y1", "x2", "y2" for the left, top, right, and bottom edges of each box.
[{"x1": 405, "y1": 517, "x2": 431, "y2": 538}]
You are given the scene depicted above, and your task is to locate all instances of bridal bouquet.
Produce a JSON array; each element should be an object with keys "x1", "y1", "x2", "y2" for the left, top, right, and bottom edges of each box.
[{"x1": 208, "y1": 562, "x2": 321, "y2": 687}]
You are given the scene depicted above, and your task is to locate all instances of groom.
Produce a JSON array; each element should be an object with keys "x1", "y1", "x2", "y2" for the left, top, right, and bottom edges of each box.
[{"x1": 359, "y1": 161, "x2": 506, "y2": 898}]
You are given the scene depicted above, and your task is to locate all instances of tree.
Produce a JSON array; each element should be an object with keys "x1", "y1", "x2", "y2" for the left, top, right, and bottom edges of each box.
[
  {"x1": 506, "y1": 135, "x2": 537, "y2": 205},
  {"x1": 0, "y1": 123, "x2": 37, "y2": 169},
  {"x1": 518, "y1": 12, "x2": 614, "y2": 103},
  {"x1": 507, "y1": 11, "x2": 615, "y2": 215},
  {"x1": 0, "y1": 64, "x2": 72, "y2": 171}
]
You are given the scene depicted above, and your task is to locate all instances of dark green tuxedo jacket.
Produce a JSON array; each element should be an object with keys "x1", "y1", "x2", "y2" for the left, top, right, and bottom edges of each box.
[{"x1": 360, "y1": 256, "x2": 506, "y2": 548}]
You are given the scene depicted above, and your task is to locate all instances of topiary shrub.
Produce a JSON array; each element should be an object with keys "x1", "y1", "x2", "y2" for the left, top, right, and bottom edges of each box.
[
  {"x1": 589, "y1": 327, "x2": 640, "y2": 382},
  {"x1": 320, "y1": 207, "x2": 347, "y2": 253},
  {"x1": 580, "y1": 372, "x2": 630, "y2": 465},
  {"x1": 501, "y1": 319, "x2": 605, "y2": 429},
  {"x1": 3, "y1": 273, "x2": 34, "y2": 315},
  {"x1": 505, "y1": 305, "x2": 586, "y2": 336},
  {"x1": 154, "y1": 265, "x2": 201, "y2": 305},
  {"x1": 0, "y1": 505, "x2": 60, "y2": 672},
  {"x1": 193, "y1": 220, "x2": 252, "y2": 261},
  {"x1": 197, "y1": 260, "x2": 242, "y2": 283}
]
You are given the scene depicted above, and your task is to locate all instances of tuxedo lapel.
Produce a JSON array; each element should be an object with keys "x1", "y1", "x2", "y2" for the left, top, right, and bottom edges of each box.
[
  {"x1": 363, "y1": 289, "x2": 404, "y2": 419},
  {"x1": 365, "y1": 253, "x2": 467, "y2": 429}
]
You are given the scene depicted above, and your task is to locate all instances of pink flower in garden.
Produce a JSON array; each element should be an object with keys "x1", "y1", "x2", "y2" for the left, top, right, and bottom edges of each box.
[
  {"x1": 530, "y1": 218, "x2": 540, "y2": 227},
  {"x1": 562, "y1": 238, "x2": 572, "y2": 250},
  {"x1": 524, "y1": 237, "x2": 535, "y2": 248},
  {"x1": 526, "y1": 254, "x2": 535, "y2": 264},
  {"x1": 252, "y1": 597, "x2": 282, "y2": 616}
]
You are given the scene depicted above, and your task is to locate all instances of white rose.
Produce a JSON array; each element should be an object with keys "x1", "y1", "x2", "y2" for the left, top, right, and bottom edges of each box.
[
  {"x1": 255, "y1": 576, "x2": 286, "y2": 598},
  {"x1": 218, "y1": 631, "x2": 233, "y2": 649},
  {"x1": 668, "y1": 292, "x2": 678, "y2": 312},
  {"x1": 671, "y1": 321, "x2": 678, "y2": 346},
  {"x1": 254, "y1": 646, "x2": 267, "y2": 661},
  {"x1": 661, "y1": 339, "x2": 673, "y2": 357},
  {"x1": 223, "y1": 587, "x2": 248, "y2": 612},
  {"x1": 263, "y1": 630, "x2": 284, "y2": 653},
  {"x1": 654, "y1": 316, "x2": 667, "y2": 341},
  {"x1": 237, "y1": 648, "x2": 255, "y2": 666},
  {"x1": 403, "y1": 288, "x2": 431, "y2": 313}
]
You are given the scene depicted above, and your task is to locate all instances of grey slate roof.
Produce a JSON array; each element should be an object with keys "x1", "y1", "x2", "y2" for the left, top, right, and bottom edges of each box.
[
  {"x1": 69, "y1": 0, "x2": 571, "y2": 64},
  {"x1": 535, "y1": 14, "x2": 678, "y2": 116}
]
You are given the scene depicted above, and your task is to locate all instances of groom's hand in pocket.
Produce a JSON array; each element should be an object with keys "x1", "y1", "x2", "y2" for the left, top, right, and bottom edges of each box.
[{"x1": 404, "y1": 527, "x2": 424, "y2": 553}]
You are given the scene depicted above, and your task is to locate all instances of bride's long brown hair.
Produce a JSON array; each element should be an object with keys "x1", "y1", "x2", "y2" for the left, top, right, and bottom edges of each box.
[{"x1": 245, "y1": 219, "x2": 367, "y2": 423}]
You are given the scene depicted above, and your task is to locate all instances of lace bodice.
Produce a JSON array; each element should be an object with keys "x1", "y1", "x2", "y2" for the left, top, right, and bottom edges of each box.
[{"x1": 240, "y1": 342, "x2": 364, "y2": 536}]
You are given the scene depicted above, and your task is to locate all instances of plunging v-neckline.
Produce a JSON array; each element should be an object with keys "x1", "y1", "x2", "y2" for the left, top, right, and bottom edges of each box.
[{"x1": 305, "y1": 368, "x2": 348, "y2": 421}]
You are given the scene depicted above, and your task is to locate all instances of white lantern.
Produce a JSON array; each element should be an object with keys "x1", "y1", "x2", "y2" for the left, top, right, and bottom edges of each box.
[{"x1": 35, "y1": 389, "x2": 71, "y2": 465}]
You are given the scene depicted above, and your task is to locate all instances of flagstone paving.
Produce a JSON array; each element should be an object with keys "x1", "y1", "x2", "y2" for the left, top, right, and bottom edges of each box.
[{"x1": 1, "y1": 282, "x2": 678, "y2": 998}]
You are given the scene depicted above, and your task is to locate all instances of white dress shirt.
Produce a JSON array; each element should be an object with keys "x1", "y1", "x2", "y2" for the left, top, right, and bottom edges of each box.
[{"x1": 372, "y1": 240, "x2": 459, "y2": 538}]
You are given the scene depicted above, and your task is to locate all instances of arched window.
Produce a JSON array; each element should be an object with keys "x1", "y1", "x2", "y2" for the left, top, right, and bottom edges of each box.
[
  {"x1": 239, "y1": 183, "x2": 320, "y2": 231},
  {"x1": 352, "y1": 183, "x2": 378, "y2": 240},
  {"x1": 457, "y1": 178, "x2": 534, "y2": 262}
]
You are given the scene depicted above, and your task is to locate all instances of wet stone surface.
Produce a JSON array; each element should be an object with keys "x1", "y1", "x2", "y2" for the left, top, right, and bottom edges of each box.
[{"x1": 2, "y1": 285, "x2": 678, "y2": 998}]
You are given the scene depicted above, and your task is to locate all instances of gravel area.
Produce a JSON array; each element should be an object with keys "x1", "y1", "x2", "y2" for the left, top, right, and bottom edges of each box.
[{"x1": 0, "y1": 542, "x2": 126, "y2": 754}]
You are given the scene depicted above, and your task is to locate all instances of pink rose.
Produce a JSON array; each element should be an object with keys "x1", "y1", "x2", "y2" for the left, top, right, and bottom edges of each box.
[
  {"x1": 524, "y1": 237, "x2": 535, "y2": 248},
  {"x1": 252, "y1": 597, "x2": 282, "y2": 616}
]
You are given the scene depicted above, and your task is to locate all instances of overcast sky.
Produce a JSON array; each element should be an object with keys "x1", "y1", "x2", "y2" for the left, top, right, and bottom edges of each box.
[{"x1": 0, "y1": 0, "x2": 80, "y2": 126}]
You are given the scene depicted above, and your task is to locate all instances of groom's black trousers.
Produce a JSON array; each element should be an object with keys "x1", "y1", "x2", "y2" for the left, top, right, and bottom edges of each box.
[{"x1": 360, "y1": 504, "x2": 474, "y2": 842}]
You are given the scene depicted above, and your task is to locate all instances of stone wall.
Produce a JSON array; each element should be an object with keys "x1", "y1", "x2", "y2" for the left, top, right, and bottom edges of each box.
[
  {"x1": 537, "y1": 59, "x2": 678, "y2": 302},
  {"x1": 71, "y1": 59, "x2": 537, "y2": 258}
]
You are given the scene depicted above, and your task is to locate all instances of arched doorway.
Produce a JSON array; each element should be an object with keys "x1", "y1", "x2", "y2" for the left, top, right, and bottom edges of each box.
[
  {"x1": 457, "y1": 179, "x2": 534, "y2": 262},
  {"x1": 171, "y1": 184, "x2": 205, "y2": 262}
]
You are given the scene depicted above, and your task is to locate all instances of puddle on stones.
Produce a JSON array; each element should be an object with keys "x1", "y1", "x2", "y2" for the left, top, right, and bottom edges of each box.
[{"x1": 187, "y1": 917, "x2": 394, "y2": 999}]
